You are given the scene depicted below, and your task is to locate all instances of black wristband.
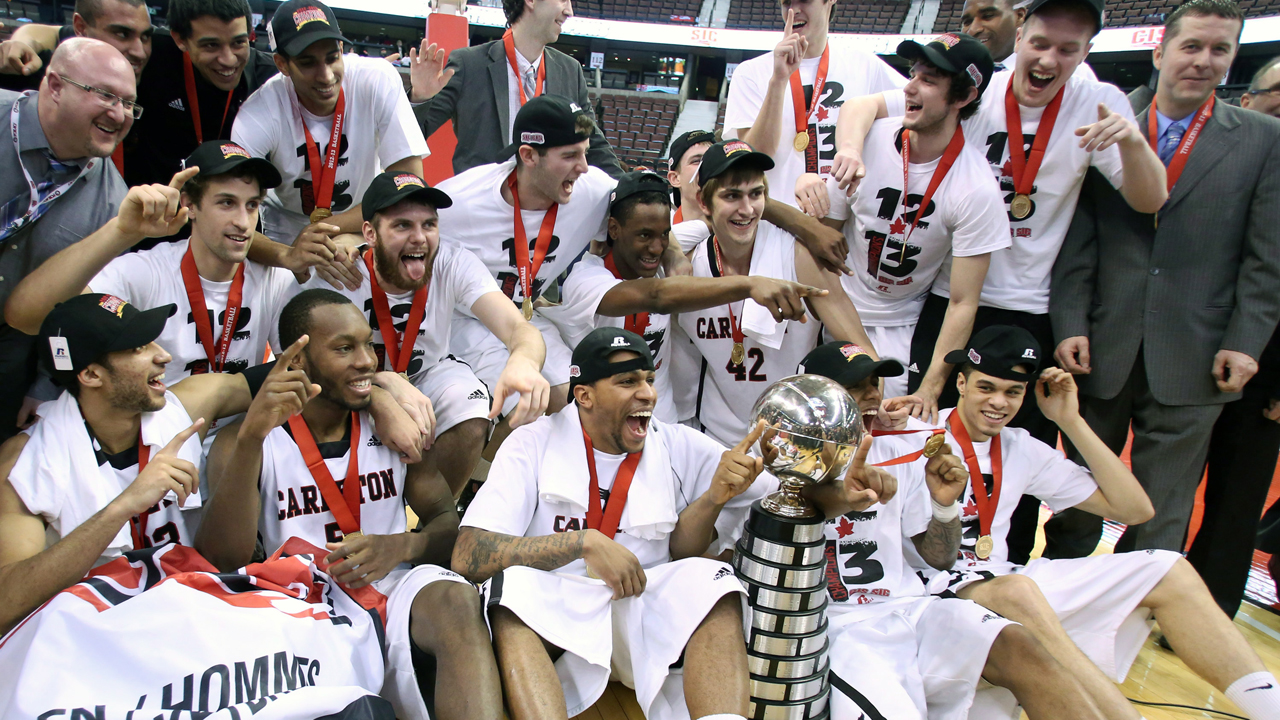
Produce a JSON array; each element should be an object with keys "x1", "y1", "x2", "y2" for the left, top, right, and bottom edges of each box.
[{"x1": 239, "y1": 360, "x2": 277, "y2": 397}]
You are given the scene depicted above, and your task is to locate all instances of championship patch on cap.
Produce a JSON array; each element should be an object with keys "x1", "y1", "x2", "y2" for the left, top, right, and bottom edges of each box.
[
  {"x1": 723, "y1": 140, "x2": 752, "y2": 156},
  {"x1": 293, "y1": 5, "x2": 328, "y2": 28},
  {"x1": 966, "y1": 63, "x2": 984, "y2": 88},
  {"x1": 393, "y1": 174, "x2": 425, "y2": 189},
  {"x1": 220, "y1": 143, "x2": 250, "y2": 159},
  {"x1": 98, "y1": 295, "x2": 128, "y2": 318},
  {"x1": 839, "y1": 344, "x2": 869, "y2": 360},
  {"x1": 569, "y1": 365, "x2": 581, "y2": 378},
  {"x1": 932, "y1": 33, "x2": 961, "y2": 48},
  {"x1": 520, "y1": 131, "x2": 546, "y2": 145},
  {"x1": 968, "y1": 348, "x2": 982, "y2": 364}
]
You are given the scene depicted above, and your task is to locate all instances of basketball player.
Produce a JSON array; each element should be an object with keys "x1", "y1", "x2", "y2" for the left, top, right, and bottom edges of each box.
[
  {"x1": 541, "y1": 170, "x2": 826, "y2": 424},
  {"x1": 232, "y1": 0, "x2": 428, "y2": 250},
  {"x1": 960, "y1": 0, "x2": 1098, "y2": 77},
  {"x1": 667, "y1": 129, "x2": 715, "y2": 252},
  {"x1": 196, "y1": 290, "x2": 503, "y2": 720},
  {"x1": 790, "y1": 341, "x2": 1107, "y2": 720},
  {"x1": 723, "y1": 0, "x2": 906, "y2": 218},
  {"x1": 822, "y1": 35, "x2": 1009, "y2": 403},
  {"x1": 924, "y1": 326, "x2": 1280, "y2": 720},
  {"x1": 292, "y1": 170, "x2": 551, "y2": 495},
  {"x1": 673, "y1": 139, "x2": 875, "y2": 447},
  {"x1": 0, "y1": 292, "x2": 413, "y2": 635},
  {"x1": 830, "y1": 0, "x2": 1167, "y2": 439},
  {"x1": 454, "y1": 327, "x2": 765, "y2": 720}
]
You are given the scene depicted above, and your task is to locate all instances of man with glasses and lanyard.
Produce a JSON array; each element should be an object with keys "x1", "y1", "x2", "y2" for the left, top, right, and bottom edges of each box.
[
  {"x1": 1241, "y1": 56, "x2": 1280, "y2": 119},
  {"x1": 0, "y1": 38, "x2": 140, "y2": 442}
]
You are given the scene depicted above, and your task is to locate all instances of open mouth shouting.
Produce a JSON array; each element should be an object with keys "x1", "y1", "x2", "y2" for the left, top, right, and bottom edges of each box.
[
  {"x1": 1027, "y1": 68, "x2": 1056, "y2": 92},
  {"x1": 624, "y1": 409, "x2": 652, "y2": 442},
  {"x1": 402, "y1": 249, "x2": 428, "y2": 282},
  {"x1": 147, "y1": 372, "x2": 166, "y2": 393}
]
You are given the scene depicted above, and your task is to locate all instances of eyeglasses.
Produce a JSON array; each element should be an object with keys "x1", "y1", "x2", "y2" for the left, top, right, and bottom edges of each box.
[
  {"x1": 1248, "y1": 87, "x2": 1280, "y2": 98},
  {"x1": 59, "y1": 76, "x2": 144, "y2": 119}
]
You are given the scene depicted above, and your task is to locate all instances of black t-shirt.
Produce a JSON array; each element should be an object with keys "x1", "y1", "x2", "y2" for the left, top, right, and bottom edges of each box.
[
  {"x1": 0, "y1": 24, "x2": 76, "y2": 93},
  {"x1": 122, "y1": 33, "x2": 277, "y2": 188}
]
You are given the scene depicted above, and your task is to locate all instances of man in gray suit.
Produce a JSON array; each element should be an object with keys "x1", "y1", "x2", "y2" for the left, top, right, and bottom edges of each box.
[
  {"x1": 1050, "y1": 0, "x2": 1280, "y2": 554},
  {"x1": 406, "y1": 0, "x2": 622, "y2": 178}
]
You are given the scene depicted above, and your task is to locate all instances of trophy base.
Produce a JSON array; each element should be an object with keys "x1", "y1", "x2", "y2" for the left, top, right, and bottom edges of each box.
[
  {"x1": 761, "y1": 490, "x2": 819, "y2": 519},
  {"x1": 746, "y1": 499, "x2": 826, "y2": 544}
]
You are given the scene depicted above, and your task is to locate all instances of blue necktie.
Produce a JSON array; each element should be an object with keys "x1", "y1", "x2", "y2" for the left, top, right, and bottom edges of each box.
[{"x1": 1159, "y1": 121, "x2": 1185, "y2": 166}]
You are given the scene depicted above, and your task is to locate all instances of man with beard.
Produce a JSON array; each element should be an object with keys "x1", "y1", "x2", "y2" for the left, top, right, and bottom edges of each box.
[
  {"x1": 959, "y1": 0, "x2": 1096, "y2": 78},
  {"x1": 197, "y1": 290, "x2": 504, "y2": 720},
  {"x1": 292, "y1": 170, "x2": 552, "y2": 496}
]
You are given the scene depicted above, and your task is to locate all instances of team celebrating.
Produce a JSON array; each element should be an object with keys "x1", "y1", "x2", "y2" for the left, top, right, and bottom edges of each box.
[{"x1": 0, "y1": 0, "x2": 1277, "y2": 717}]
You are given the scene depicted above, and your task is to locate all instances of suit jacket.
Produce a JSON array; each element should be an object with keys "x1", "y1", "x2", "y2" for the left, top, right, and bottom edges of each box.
[
  {"x1": 1050, "y1": 92, "x2": 1280, "y2": 406},
  {"x1": 414, "y1": 39, "x2": 623, "y2": 178}
]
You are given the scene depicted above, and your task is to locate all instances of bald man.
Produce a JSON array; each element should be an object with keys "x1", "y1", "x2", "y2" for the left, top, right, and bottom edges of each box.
[
  {"x1": 1242, "y1": 57, "x2": 1280, "y2": 119},
  {"x1": 0, "y1": 38, "x2": 135, "y2": 441}
]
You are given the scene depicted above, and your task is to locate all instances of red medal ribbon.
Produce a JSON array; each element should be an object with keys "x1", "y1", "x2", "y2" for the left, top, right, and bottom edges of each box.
[
  {"x1": 288, "y1": 413, "x2": 363, "y2": 535},
  {"x1": 130, "y1": 431, "x2": 152, "y2": 549},
  {"x1": 111, "y1": 144, "x2": 124, "y2": 175},
  {"x1": 1147, "y1": 96, "x2": 1214, "y2": 191},
  {"x1": 183, "y1": 53, "x2": 235, "y2": 144},
  {"x1": 1004, "y1": 83, "x2": 1065, "y2": 202},
  {"x1": 503, "y1": 29, "x2": 545, "y2": 106},
  {"x1": 788, "y1": 44, "x2": 829, "y2": 174},
  {"x1": 363, "y1": 248, "x2": 427, "y2": 374},
  {"x1": 506, "y1": 170, "x2": 558, "y2": 305},
  {"x1": 672, "y1": 207, "x2": 684, "y2": 224},
  {"x1": 870, "y1": 427, "x2": 946, "y2": 466},
  {"x1": 947, "y1": 411, "x2": 1001, "y2": 540},
  {"x1": 711, "y1": 237, "x2": 746, "y2": 356},
  {"x1": 602, "y1": 249, "x2": 650, "y2": 336},
  {"x1": 181, "y1": 243, "x2": 246, "y2": 373},
  {"x1": 582, "y1": 427, "x2": 641, "y2": 539},
  {"x1": 301, "y1": 89, "x2": 346, "y2": 216},
  {"x1": 899, "y1": 125, "x2": 965, "y2": 244}
]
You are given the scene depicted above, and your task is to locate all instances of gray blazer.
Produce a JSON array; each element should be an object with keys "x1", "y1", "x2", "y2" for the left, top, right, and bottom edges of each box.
[
  {"x1": 414, "y1": 39, "x2": 623, "y2": 178},
  {"x1": 1050, "y1": 94, "x2": 1280, "y2": 406}
]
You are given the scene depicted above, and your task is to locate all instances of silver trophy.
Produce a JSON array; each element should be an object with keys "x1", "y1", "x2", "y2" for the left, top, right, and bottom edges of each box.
[{"x1": 751, "y1": 374, "x2": 864, "y2": 519}]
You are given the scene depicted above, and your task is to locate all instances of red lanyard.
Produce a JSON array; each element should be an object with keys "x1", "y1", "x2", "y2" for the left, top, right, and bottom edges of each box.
[
  {"x1": 181, "y1": 243, "x2": 246, "y2": 373},
  {"x1": 363, "y1": 249, "x2": 427, "y2": 374},
  {"x1": 503, "y1": 29, "x2": 545, "y2": 105},
  {"x1": 672, "y1": 207, "x2": 683, "y2": 224},
  {"x1": 899, "y1": 125, "x2": 966, "y2": 243},
  {"x1": 1004, "y1": 82, "x2": 1065, "y2": 200},
  {"x1": 130, "y1": 431, "x2": 152, "y2": 550},
  {"x1": 788, "y1": 44, "x2": 829, "y2": 173},
  {"x1": 183, "y1": 53, "x2": 235, "y2": 144},
  {"x1": 111, "y1": 145, "x2": 124, "y2": 175},
  {"x1": 506, "y1": 170, "x2": 558, "y2": 314},
  {"x1": 1147, "y1": 96, "x2": 1214, "y2": 191},
  {"x1": 301, "y1": 89, "x2": 346, "y2": 217},
  {"x1": 869, "y1": 428, "x2": 947, "y2": 467},
  {"x1": 288, "y1": 413, "x2": 363, "y2": 535},
  {"x1": 711, "y1": 237, "x2": 746, "y2": 351},
  {"x1": 582, "y1": 427, "x2": 641, "y2": 539},
  {"x1": 947, "y1": 412, "x2": 1001, "y2": 539},
  {"x1": 602, "y1": 249, "x2": 650, "y2": 336}
]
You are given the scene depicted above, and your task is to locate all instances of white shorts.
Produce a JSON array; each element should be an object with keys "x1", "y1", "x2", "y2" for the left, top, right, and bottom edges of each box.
[
  {"x1": 374, "y1": 563, "x2": 476, "y2": 720},
  {"x1": 480, "y1": 558, "x2": 746, "y2": 719},
  {"x1": 867, "y1": 325, "x2": 913, "y2": 399},
  {"x1": 826, "y1": 596, "x2": 1016, "y2": 720},
  {"x1": 450, "y1": 314, "x2": 573, "y2": 415},
  {"x1": 411, "y1": 355, "x2": 492, "y2": 435}
]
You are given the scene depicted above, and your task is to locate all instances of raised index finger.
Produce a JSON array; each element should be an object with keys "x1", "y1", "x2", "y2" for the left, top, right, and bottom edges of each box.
[
  {"x1": 784, "y1": 8, "x2": 794, "y2": 36},
  {"x1": 846, "y1": 434, "x2": 872, "y2": 477},
  {"x1": 275, "y1": 335, "x2": 310, "y2": 372},
  {"x1": 161, "y1": 417, "x2": 206, "y2": 455},
  {"x1": 1097, "y1": 102, "x2": 1110, "y2": 121},
  {"x1": 169, "y1": 166, "x2": 200, "y2": 189},
  {"x1": 734, "y1": 419, "x2": 766, "y2": 454}
]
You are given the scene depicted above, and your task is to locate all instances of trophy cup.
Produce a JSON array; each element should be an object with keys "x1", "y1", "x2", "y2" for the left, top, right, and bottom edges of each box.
[{"x1": 732, "y1": 375, "x2": 864, "y2": 720}]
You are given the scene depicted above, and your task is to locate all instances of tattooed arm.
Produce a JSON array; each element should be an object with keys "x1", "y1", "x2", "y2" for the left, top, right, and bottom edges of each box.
[
  {"x1": 451, "y1": 527, "x2": 588, "y2": 583},
  {"x1": 912, "y1": 443, "x2": 968, "y2": 571},
  {"x1": 911, "y1": 517, "x2": 962, "y2": 571}
]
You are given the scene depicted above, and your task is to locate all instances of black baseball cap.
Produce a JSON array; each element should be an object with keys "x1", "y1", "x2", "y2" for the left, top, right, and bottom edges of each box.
[
  {"x1": 669, "y1": 130, "x2": 716, "y2": 170},
  {"x1": 498, "y1": 95, "x2": 591, "y2": 161},
  {"x1": 183, "y1": 141, "x2": 282, "y2": 190},
  {"x1": 897, "y1": 32, "x2": 995, "y2": 97},
  {"x1": 944, "y1": 325, "x2": 1042, "y2": 382},
  {"x1": 40, "y1": 294, "x2": 176, "y2": 379},
  {"x1": 268, "y1": 0, "x2": 350, "y2": 57},
  {"x1": 1024, "y1": 0, "x2": 1104, "y2": 34},
  {"x1": 798, "y1": 342, "x2": 904, "y2": 388},
  {"x1": 696, "y1": 139, "x2": 775, "y2": 187},
  {"x1": 361, "y1": 170, "x2": 452, "y2": 222},
  {"x1": 569, "y1": 327, "x2": 655, "y2": 392},
  {"x1": 609, "y1": 170, "x2": 671, "y2": 214}
]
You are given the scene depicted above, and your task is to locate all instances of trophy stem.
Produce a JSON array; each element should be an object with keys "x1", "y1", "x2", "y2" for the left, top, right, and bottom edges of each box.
[{"x1": 760, "y1": 472, "x2": 818, "y2": 518}]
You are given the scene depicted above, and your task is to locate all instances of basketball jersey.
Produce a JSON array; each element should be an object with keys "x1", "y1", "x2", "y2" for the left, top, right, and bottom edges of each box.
[
  {"x1": 258, "y1": 412, "x2": 407, "y2": 554},
  {"x1": 676, "y1": 222, "x2": 821, "y2": 447}
]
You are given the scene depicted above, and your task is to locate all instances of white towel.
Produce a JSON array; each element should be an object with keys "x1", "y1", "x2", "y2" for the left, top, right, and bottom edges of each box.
[
  {"x1": 10, "y1": 390, "x2": 204, "y2": 556},
  {"x1": 536, "y1": 406, "x2": 678, "y2": 541},
  {"x1": 739, "y1": 222, "x2": 797, "y2": 351}
]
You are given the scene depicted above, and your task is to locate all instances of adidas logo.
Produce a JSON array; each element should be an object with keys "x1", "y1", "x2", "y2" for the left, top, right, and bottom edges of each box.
[
  {"x1": 908, "y1": 363, "x2": 919, "y2": 373},
  {"x1": 467, "y1": 389, "x2": 486, "y2": 400},
  {"x1": 713, "y1": 566, "x2": 734, "y2": 581},
  {"x1": 367, "y1": 436, "x2": 383, "y2": 447},
  {"x1": 169, "y1": 98, "x2": 185, "y2": 111}
]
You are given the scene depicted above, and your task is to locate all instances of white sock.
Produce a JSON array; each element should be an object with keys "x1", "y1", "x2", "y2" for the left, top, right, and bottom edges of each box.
[
  {"x1": 1226, "y1": 672, "x2": 1280, "y2": 720},
  {"x1": 695, "y1": 715, "x2": 746, "y2": 720}
]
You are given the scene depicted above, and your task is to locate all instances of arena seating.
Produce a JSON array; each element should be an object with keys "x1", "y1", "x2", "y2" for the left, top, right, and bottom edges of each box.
[
  {"x1": 932, "y1": 0, "x2": 966, "y2": 33},
  {"x1": 572, "y1": 0, "x2": 701, "y2": 24},
  {"x1": 591, "y1": 93, "x2": 681, "y2": 170},
  {"x1": 727, "y1": 0, "x2": 909, "y2": 31}
]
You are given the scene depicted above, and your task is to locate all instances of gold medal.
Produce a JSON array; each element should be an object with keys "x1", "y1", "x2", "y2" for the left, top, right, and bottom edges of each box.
[
  {"x1": 922, "y1": 433, "x2": 945, "y2": 458},
  {"x1": 309, "y1": 207, "x2": 333, "y2": 224},
  {"x1": 1010, "y1": 194, "x2": 1032, "y2": 221},
  {"x1": 343, "y1": 529, "x2": 364, "y2": 541},
  {"x1": 586, "y1": 567, "x2": 599, "y2": 580},
  {"x1": 975, "y1": 535, "x2": 994, "y2": 559},
  {"x1": 793, "y1": 131, "x2": 809, "y2": 152},
  {"x1": 521, "y1": 297, "x2": 534, "y2": 321},
  {"x1": 731, "y1": 342, "x2": 746, "y2": 366}
]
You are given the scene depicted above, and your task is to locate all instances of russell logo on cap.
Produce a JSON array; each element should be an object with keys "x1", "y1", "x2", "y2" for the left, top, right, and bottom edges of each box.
[
  {"x1": 610, "y1": 336, "x2": 629, "y2": 348},
  {"x1": 99, "y1": 294, "x2": 128, "y2": 319},
  {"x1": 520, "y1": 132, "x2": 546, "y2": 145},
  {"x1": 393, "y1": 174, "x2": 425, "y2": 189},
  {"x1": 1022, "y1": 348, "x2": 1038, "y2": 360},
  {"x1": 220, "y1": 143, "x2": 250, "y2": 159},
  {"x1": 293, "y1": 5, "x2": 328, "y2": 28}
]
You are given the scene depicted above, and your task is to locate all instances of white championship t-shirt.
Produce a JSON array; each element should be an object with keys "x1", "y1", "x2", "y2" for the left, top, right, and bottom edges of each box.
[
  {"x1": 231, "y1": 54, "x2": 429, "y2": 245},
  {"x1": 724, "y1": 44, "x2": 905, "y2": 207},
  {"x1": 827, "y1": 118, "x2": 1010, "y2": 327},
  {"x1": 90, "y1": 240, "x2": 295, "y2": 381},
  {"x1": 295, "y1": 243, "x2": 499, "y2": 381},
  {"x1": 931, "y1": 70, "x2": 1131, "y2": 313}
]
